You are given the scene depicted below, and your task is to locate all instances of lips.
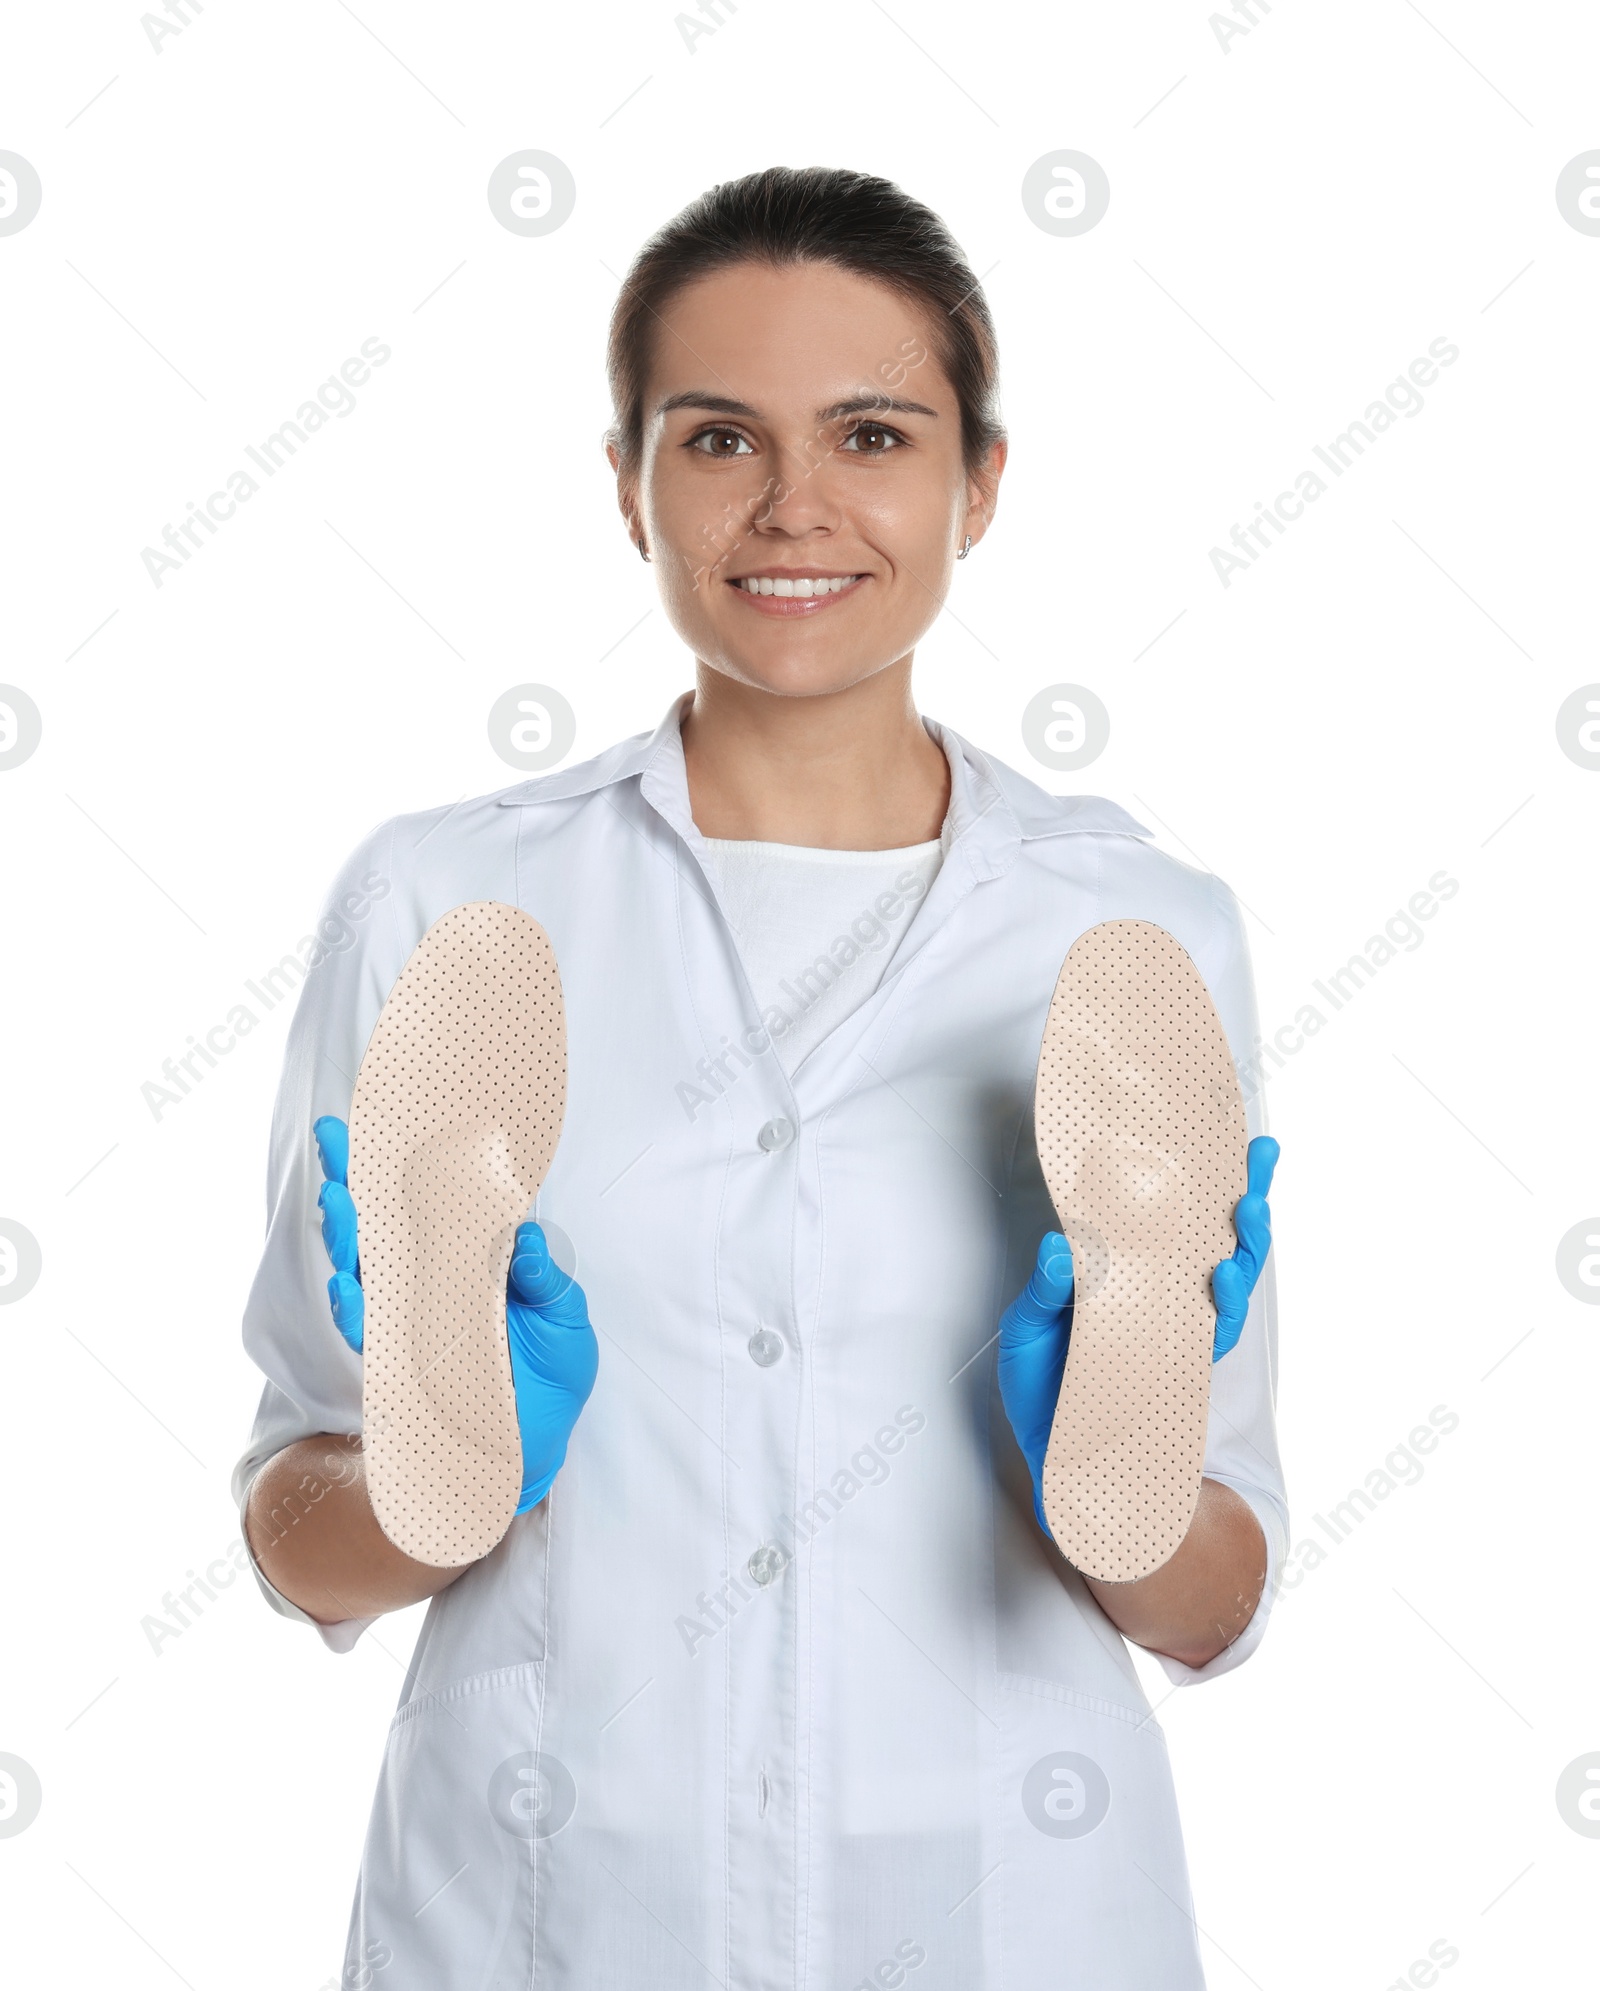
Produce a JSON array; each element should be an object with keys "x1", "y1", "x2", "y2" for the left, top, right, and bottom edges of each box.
[{"x1": 725, "y1": 571, "x2": 868, "y2": 618}]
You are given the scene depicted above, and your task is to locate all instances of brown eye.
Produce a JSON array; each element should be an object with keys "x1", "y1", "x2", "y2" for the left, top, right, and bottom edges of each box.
[
  {"x1": 690, "y1": 427, "x2": 753, "y2": 457},
  {"x1": 840, "y1": 423, "x2": 904, "y2": 455}
]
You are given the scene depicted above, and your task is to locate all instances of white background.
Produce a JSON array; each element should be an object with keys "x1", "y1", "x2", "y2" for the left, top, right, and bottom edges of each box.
[{"x1": 2, "y1": 2, "x2": 1597, "y2": 1985}]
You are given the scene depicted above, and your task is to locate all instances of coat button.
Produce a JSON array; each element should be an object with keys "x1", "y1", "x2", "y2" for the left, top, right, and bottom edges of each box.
[
  {"x1": 757, "y1": 1117, "x2": 794, "y2": 1152},
  {"x1": 747, "y1": 1542, "x2": 788, "y2": 1586},
  {"x1": 747, "y1": 1328, "x2": 784, "y2": 1367}
]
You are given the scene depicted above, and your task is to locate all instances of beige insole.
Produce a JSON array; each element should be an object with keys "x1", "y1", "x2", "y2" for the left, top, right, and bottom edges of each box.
[
  {"x1": 349, "y1": 901, "x2": 566, "y2": 1568},
  {"x1": 1035, "y1": 919, "x2": 1247, "y2": 1583}
]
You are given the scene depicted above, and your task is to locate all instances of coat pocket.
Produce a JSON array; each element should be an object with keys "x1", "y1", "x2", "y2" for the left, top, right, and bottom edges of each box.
[
  {"x1": 344, "y1": 1660, "x2": 570, "y2": 1991},
  {"x1": 994, "y1": 1671, "x2": 1207, "y2": 1990}
]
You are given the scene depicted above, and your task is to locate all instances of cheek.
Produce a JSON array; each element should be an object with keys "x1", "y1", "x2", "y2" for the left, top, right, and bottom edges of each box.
[
  {"x1": 649, "y1": 464, "x2": 773, "y2": 566},
  {"x1": 656, "y1": 558, "x2": 725, "y2": 630},
  {"x1": 856, "y1": 451, "x2": 961, "y2": 524}
]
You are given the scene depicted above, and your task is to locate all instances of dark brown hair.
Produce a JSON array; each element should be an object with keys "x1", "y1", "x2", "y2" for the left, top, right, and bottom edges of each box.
[{"x1": 605, "y1": 165, "x2": 1003, "y2": 475}]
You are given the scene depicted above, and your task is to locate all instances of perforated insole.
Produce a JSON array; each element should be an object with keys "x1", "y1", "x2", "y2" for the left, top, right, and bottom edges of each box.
[
  {"x1": 349, "y1": 902, "x2": 566, "y2": 1568},
  {"x1": 1035, "y1": 919, "x2": 1247, "y2": 1583}
]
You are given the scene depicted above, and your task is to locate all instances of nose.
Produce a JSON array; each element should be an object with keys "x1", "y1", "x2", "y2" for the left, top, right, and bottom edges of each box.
[{"x1": 748, "y1": 435, "x2": 848, "y2": 536}]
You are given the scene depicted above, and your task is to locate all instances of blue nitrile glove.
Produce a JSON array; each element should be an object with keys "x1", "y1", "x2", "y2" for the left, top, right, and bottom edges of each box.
[
  {"x1": 997, "y1": 1135, "x2": 1280, "y2": 1535},
  {"x1": 1210, "y1": 1135, "x2": 1279, "y2": 1359},
  {"x1": 995, "y1": 1234, "x2": 1076, "y2": 1535},
  {"x1": 502, "y1": 1221, "x2": 599, "y2": 1510},
  {"x1": 312, "y1": 1115, "x2": 598, "y2": 1516}
]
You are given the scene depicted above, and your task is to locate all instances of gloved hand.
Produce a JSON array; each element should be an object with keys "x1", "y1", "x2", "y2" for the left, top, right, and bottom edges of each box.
[
  {"x1": 1209, "y1": 1136, "x2": 1279, "y2": 1360},
  {"x1": 997, "y1": 1136, "x2": 1280, "y2": 1535},
  {"x1": 312, "y1": 1114, "x2": 598, "y2": 1516}
]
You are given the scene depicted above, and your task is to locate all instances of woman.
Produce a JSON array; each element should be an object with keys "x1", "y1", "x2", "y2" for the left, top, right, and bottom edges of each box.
[{"x1": 236, "y1": 165, "x2": 1284, "y2": 1990}]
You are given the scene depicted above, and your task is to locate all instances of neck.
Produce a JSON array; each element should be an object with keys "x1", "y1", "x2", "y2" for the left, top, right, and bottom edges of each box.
[{"x1": 680, "y1": 659, "x2": 950, "y2": 849}]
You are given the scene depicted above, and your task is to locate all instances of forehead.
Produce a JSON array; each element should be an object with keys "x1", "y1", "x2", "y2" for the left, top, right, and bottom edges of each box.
[{"x1": 644, "y1": 259, "x2": 951, "y2": 414}]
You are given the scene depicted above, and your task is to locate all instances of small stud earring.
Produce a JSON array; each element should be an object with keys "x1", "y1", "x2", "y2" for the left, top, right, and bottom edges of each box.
[{"x1": 956, "y1": 535, "x2": 972, "y2": 560}]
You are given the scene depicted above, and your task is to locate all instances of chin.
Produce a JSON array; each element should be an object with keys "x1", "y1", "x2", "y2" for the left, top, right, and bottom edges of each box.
[{"x1": 710, "y1": 646, "x2": 898, "y2": 701}]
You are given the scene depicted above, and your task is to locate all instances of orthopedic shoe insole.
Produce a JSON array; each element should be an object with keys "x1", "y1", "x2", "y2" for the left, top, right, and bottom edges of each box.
[
  {"x1": 1035, "y1": 919, "x2": 1247, "y2": 1583},
  {"x1": 349, "y1": 901, "x2": 566, "y2": 1567}
]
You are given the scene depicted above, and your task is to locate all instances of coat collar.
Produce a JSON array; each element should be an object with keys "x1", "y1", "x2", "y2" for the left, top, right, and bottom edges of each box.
[{"x1": 496, "y1": 693, "x2": 1151, "y2": 866}]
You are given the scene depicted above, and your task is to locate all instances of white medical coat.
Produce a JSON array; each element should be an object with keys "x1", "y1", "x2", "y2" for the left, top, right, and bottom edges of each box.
[{"x1": 233, "y1": 694, "x2": 1287, "y2": 1991}]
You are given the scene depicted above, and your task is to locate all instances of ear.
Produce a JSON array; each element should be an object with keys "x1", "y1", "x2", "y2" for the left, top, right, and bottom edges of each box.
[
  {"x1": 606, "y1": 439, "x2": 644, "y2": 545},
  {"x1": 961, "y1": 436, "x2": 1007, "y2": 552}
]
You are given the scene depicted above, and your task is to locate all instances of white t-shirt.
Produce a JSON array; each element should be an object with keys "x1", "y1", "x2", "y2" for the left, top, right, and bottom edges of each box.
[{"x1": 699, "y1": 834, "x2": 944, "y2": 1072}]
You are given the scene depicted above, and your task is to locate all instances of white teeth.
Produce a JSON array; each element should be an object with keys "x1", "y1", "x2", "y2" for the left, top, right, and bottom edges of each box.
[{"x1": 737, "y1": 575, "x2": 860, "y2": 597}]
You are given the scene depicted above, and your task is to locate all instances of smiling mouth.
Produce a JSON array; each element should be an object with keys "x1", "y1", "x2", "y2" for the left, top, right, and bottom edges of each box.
[
  {"x1": 725, "y1": 572, "x2": 869, "y2": 619},
  {"x1": 730, "y1": 573, "x2": 865, "y2": 597}
]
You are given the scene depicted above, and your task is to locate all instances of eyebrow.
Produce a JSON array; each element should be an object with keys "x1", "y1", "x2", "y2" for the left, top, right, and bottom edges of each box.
[{"x1": 654, "y1": 390, "x2": 939, "y2": 423}]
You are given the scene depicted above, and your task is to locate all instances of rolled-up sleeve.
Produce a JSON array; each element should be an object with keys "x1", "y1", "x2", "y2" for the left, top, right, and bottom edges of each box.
[
  {"x1": 230, "y1": 820, "x2": 408, "y2": 1652},
  {"x1": 1154, "y1": 873, "x2": 1289, "y2": 1687}
]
